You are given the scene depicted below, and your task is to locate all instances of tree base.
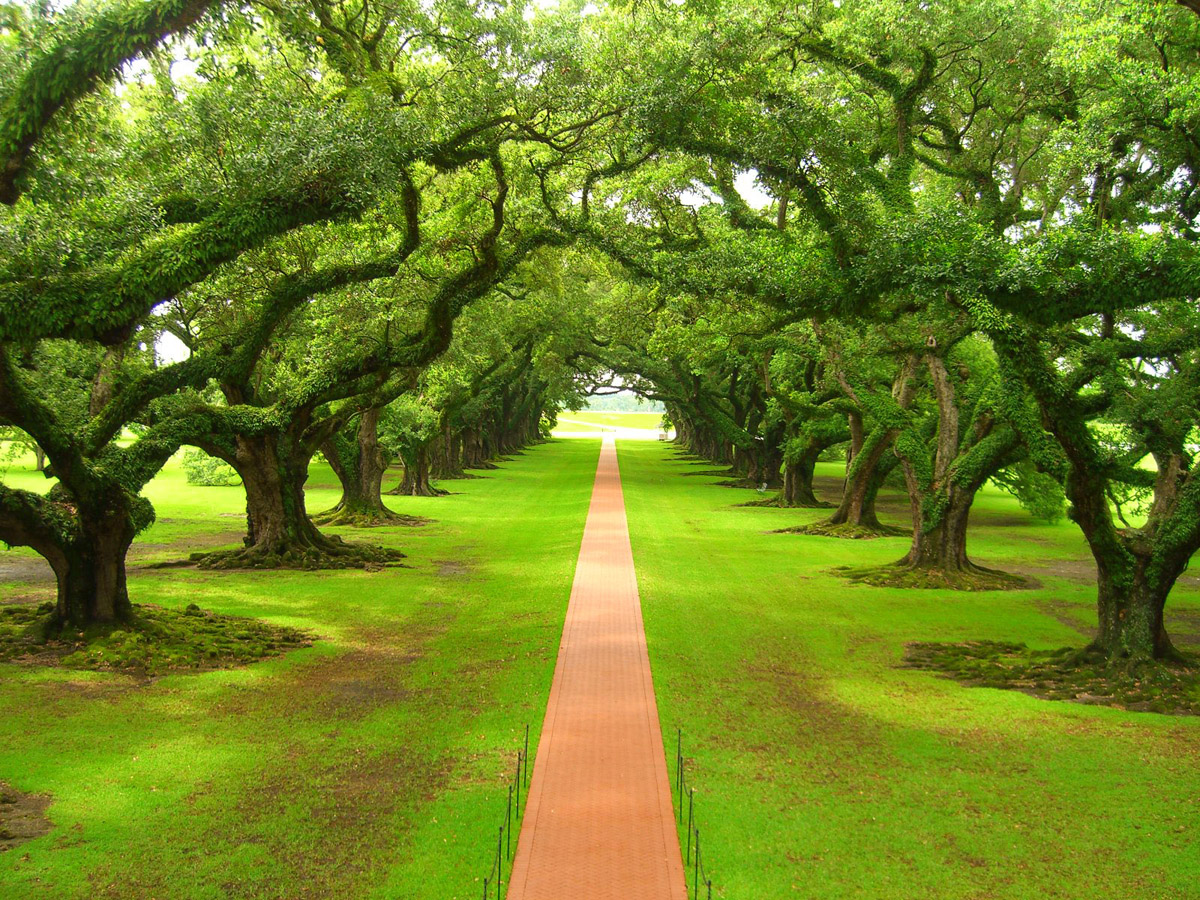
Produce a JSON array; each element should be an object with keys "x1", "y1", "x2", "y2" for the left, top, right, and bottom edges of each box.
[
  {"x1": 839, "y1": 562, "x2": 1030, "y2": 591},
  {"x1": 715, "y1": 478, "x2": 784, "y2": 490},
  {"x1": 774, "y1": 521, "x2": 908, "y2": 539},
  {"x1": 191, "y1": 536, "x2": 405, "y2": 571},
  {"x1": 904, "y1": 640, "x2": 1200, "y2": 715},
  {"x1": 384, "y1": 484, "x2": 449, "y2": 497},
  {"x1": 0, "y1": 602, "x2": 312, "y2": 674},
  {"x1": 311, "y1": 506, "x2": 432, "y2": 528},
  {"x1": 739, "y1": 495, "x2": 833, "y2": 509}
]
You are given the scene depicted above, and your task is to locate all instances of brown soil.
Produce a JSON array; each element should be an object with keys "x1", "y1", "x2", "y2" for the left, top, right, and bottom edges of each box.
[
  {"x1": 434, "y1": 559, "x2": 473, "y2": 578},
  {"x1": 0, "y1": 555, "x2": 54, "y2": 587},
  {"x1": 0, "y1": 781, "x2": 52, "y2": 852}
]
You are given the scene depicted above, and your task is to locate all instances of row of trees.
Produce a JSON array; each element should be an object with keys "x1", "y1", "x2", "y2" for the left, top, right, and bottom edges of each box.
[
  {"x1": 1, "y1": 0, "x2": 1198, "y2": 667},
  {"x1": 558, "y1": 0, "x2": 1200, "y2": 665}
]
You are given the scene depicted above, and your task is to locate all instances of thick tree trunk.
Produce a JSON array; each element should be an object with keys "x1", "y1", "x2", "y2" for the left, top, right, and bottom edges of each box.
[
  {"x1": 33, "y1": 445, "x2": 45, "y2": 472},
  {"x1": 52, "y1": 513, "x2": 136, "y2": 627},
  {"x1": 431, "y1": 424, "x2": 466, "y2": 479},
  {"x1": 197, "y1": 431, "x2": 401, "y2": 568},
  {"x1": 238, "y1": 434, "x2": 325, "y2": 552},
  {"x1": 894, "y1": 471, "x2": 979, "y2": 572},
  {"x1": 1093, "y1": 558, "x2": 1176, "y2": 661},
  {"x1": 781, "y1": 445, "x2": 828, "y2": 508},
  {"x1": 824, "y1": 434, "x2": 895, "y2": 529},
  {"x1": 462, "y1": 428, "x2": 497, "y2": 469},
  {"x1": 316, "y1": 409, "x2": 403, "y2": 526},
  {"x1": 389, "y1": 445, "x2": 446, "y2": 497}
]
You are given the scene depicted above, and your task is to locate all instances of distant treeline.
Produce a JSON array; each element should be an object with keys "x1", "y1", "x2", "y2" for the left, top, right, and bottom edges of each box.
[{"x1": 579, "y1": 393, "x2": 664, "y2": 413}]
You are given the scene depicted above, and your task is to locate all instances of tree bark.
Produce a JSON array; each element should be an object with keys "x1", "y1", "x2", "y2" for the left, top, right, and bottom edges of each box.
[
  {"x1": 1093, "y1": 557, "x2": 1175, "y2": 660},
  {"x1": 237, "y1": 433, "x2": 326, "y2": 553},
  {"x1": 0, "y1": 484, "x2": 140, "y2": 627},
  {"x1": 389, "y1": 444, "x2": 446, "y2": 497},
  {"x1": 781, "y1": 443, "x2": 828, "y2": 508},
  {"x1": 895, "y1": 466, "x2": 978, "y2": 571},
  {"x1": 53, "y1": 520, "x2": 135, "y2": 626},
  {"x1": 823, "y1": 432, "x2": 895, "y2": 529},
  {"x1": 195, "y1": 430, "x2": 401, "y2": 568},
  {"x1": 316, "y1": 408, "x2": 403, "y2": 525}
]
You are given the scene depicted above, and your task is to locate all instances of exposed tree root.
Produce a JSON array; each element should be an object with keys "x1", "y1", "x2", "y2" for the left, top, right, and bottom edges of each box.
[
  {"x1": 191, "y1": 536, "x2": 405, "y2": 571},
  {"x1": 839, "y1": 563, "x2": 1030, "y2": 591},
  {"x1": 739, "y1": 495, "x2": 833, "y2": 509},
  {"x1": 715, "y1": 478, "x2": 784, "y2": 490},
  {"x1": 904, "y1": 640, "x2": 1200, "y2": 715},
  {"x1": 311, "y1": 506, "x2": 432, "y2": 528},
  {"x1": 384, "y1": 483, "x2": 448, "y2": 497},
  {"x1": 774, "y1": 522, "x2": 908, "y2": 539}
]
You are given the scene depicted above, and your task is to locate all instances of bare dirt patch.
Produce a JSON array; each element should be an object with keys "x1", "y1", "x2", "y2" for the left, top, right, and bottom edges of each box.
[
  {"x1": 433, "y1": 559, "x2": 472, "y2": 578},
  {"x1": 0, "y1": 781, "x2": 52, "y2": 852},
  {"x1": 0, "y1": 555, "x2": 54, "y2": 587}
]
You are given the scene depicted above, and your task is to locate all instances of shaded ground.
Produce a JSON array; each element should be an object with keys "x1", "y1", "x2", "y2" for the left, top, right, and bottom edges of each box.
[
  {"x1": 904, "y1": 640, "x2": 1200, "y2": 715},
  {"x1": 0, "y1": 603, "x2": 312, "y2": 674}
]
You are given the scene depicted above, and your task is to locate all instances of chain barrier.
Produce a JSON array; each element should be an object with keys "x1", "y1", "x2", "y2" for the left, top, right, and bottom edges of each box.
[
  {"x1": 675, "y1": 727, "x2": 717, "y2": 900},
  {"x1": 480, "y1": 724, "x2": 530, "y2": 900}
]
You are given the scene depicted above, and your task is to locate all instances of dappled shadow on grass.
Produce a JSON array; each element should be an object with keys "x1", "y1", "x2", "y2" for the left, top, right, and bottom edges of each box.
[
  {"x1": 904, "y1": 640, "x2": 1200, "y2": 715},
  {"x1": 0, "y1": 602, "x2": 312, "y2": 676}
]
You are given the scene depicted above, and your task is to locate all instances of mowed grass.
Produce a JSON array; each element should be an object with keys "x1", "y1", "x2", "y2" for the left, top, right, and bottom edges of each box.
[
  {"x1": 619, "y1": 441, "x2": 1200, "y2": 900},
  {"x1": 0, "y1": 440, "x2": 599, "y2": 899}
]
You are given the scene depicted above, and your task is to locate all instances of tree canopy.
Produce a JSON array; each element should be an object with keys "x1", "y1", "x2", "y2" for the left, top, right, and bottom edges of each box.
[{"x1": 1, "y1": 0, "x2": 1198, "y2": 667}]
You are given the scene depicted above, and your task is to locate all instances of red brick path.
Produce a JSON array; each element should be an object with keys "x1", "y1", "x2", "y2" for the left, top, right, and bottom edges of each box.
[{"x1": 506, "y1": 437, "x2": 688, "y2": 899}]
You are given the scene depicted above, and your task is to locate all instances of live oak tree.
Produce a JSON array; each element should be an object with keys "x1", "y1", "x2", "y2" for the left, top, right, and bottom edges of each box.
[{"x1": 0, "y1": 0, "x2": 606, "y2": 614}]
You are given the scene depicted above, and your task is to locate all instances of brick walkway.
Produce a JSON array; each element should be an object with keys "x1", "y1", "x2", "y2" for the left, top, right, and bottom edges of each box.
[{"x1": 506, "y1": 437, "x2": 687, "y2": 899}]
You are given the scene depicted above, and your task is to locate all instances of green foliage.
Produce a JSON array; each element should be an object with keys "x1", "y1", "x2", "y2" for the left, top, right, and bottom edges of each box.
[{"x1": 180, "y1": 448, "x2": 240, "y2": 486}]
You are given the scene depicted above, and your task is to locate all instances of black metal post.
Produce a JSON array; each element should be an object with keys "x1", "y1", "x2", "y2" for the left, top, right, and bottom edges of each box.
[
  {"x1": 677, "y1": 749, "x2": 684, "y2": 824},
  {"x1": 686, "y1": 787, "x2": 694, "y2": 863},
  {"x1": 497, "y1": 827, "x2": 504, "y2": 895},
  {"x1": 693, "y1": 829, "x2": 700, "y2": 900},
  {"x1": 506, "y1": 785, "x2": 513, "y2": 859}
]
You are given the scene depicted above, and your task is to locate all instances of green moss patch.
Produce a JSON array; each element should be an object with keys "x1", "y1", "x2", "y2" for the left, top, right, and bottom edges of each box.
[
  {"x1": 840, "y1": 565, "x2": 1031, "y2": 591},
  {"x1": 191, "y1": 539, "x2": 405, "y2": 570},
  {"x1": 0, "y1": 603, "x2": 312, "y2": 675},
  {"x1": 904, "y1": 640, "x2": 1200, "y2": 715},
  {"x1": 774, "y1": 521, "x2": 908, "y2": 539}
]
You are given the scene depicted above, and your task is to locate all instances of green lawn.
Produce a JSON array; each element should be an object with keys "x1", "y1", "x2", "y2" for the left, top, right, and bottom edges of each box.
[
  {"x1": 4, "y1": 439, "x2": 1198, "y2": 899},
  {"x1": 0, "y1": 440, "x2": 600, "y2": 899},
  {"x1": 619, "y1": 441, "x2": 1200, "y2": 900}
]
